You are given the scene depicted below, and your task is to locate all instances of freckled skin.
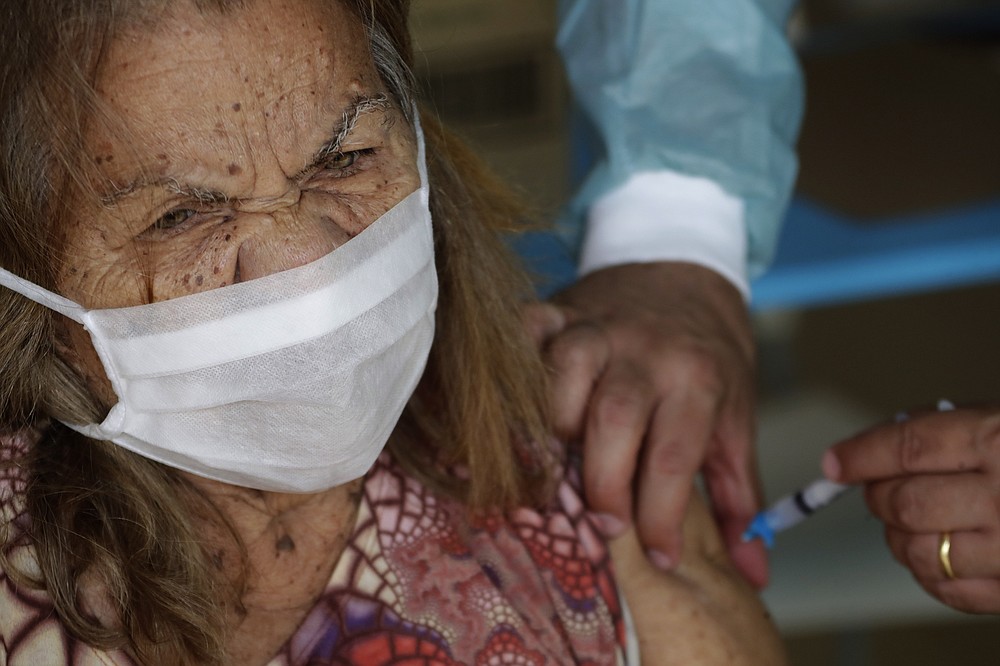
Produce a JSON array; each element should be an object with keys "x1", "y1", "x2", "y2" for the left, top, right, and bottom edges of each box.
[
  {"x1": 50, "y1": 1, "x2": 419, "y2": 662},
  {"x1": 56, "y1": 0, "x2": 418, "y2": 406}
]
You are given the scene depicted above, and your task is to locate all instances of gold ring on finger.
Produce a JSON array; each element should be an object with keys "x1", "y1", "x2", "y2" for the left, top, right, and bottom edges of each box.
[{"x1": 938, "y1": 531, "x2": 957, "y2": 580}]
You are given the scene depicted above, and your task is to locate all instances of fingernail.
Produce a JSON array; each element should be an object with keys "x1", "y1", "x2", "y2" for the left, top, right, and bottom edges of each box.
[
  {"x1": 647, "y1": 549, "x2": 674, "y2": 571},
  {"x1": 821, "y1": 450, "x2": 841, "y2": 481},
  {"x1": 592, "y1": 512, "x2": 626, "y2": 538}
]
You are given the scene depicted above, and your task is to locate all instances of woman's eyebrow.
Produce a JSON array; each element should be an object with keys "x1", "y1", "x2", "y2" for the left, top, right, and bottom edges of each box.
[
  {"x1": 99, "y1": 179, "x2": 229, "y2": 207},
  {"x1": 297, "y1": 92, "x2": 389, "y2": 178},
  {"x1": 99, "y1": 93, "x2": 392, "y2": 206}
]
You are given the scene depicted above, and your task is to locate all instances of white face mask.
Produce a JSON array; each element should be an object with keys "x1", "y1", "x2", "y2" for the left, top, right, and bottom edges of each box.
[{"x1": 0, "y1": 120, "x2": 437, "y2": 493}]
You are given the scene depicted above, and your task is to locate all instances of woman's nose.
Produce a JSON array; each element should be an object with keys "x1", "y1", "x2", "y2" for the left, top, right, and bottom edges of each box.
[{"x1": 234, "y1": 190, "x2": 356, "y2": 282}]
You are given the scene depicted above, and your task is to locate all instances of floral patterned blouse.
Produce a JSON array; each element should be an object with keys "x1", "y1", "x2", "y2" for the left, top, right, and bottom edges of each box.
[{"x1": 1, "y1": 430, "x2": 630, "y2": 665}]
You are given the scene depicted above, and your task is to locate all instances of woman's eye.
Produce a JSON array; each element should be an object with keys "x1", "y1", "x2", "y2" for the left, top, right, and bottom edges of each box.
[
  {"x1": 154, "y1": 208, "x2": 198, "y2": 231},
  {"x1": 320, "y1": 148, "x2": 374, "y2": 176},
  {"x1": 326, "y1": 152, "x2": 358, "y2": 170}
]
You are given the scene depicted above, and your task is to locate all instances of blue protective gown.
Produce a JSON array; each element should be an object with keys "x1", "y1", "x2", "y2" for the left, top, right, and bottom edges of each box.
[{"x1": 557, "y1": 0, "x2": 804, "y2": 279}]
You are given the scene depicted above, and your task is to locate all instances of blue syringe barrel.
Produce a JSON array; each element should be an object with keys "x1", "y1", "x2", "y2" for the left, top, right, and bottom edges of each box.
[{"x1": 743, "y1": 479, "x2": 850, "y2": 548}]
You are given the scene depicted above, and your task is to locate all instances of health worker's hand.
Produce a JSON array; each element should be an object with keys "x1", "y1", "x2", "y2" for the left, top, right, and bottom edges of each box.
[
  {"x1": 523, "y1": 261, "x2": 768, "y2": 587},
  {"x1": 825, "y1": 406, "x2": 1000, "y2": 613}
]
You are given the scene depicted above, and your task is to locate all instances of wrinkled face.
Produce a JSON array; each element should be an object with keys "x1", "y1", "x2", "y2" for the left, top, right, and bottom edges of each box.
[{"x1": 56, "y1": 0, "x2": 419, "y2": 404}]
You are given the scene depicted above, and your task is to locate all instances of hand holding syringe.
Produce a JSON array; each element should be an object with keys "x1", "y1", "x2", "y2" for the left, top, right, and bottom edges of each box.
[{"x1": 742, "y1": 399, "x2": 955, "y2": 548}]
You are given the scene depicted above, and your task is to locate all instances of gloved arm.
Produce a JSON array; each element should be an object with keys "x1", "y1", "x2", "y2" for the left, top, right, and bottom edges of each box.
[{"x1": 556, "y1": 0, "x2": 803, "y2": 290}]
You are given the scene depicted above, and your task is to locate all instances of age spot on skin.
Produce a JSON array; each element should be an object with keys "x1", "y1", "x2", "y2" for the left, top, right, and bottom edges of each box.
[
  {"x1": 228, "y1": 163, "x2": 242, "y2": 176},
  {"x1": 195, "y1": 275, "x2": 204, "y2": 286},
  {"x1": 232, "y1": 102, "x2": 241, "y2": 111}
]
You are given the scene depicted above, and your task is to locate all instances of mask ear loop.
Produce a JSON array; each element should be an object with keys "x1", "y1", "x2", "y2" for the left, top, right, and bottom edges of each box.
[
  {"x1": 0, "y1": 265, "x2": 128, "y2": 437},
  {"x1": 0, "y1": 265, "x2": 89, "y2": 325},
  {"x1": 412, "y1": 105, "x2": 429, "y2": 208}
]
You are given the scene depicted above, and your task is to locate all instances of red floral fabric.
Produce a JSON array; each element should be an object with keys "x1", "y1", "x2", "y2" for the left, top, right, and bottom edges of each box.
[{"x1": 1, "y1": 433, "x2": 626, "y2": 665}]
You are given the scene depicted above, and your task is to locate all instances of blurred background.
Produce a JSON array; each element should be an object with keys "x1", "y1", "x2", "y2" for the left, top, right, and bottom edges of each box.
[{"x1": 408, "y1": 1, "x2": 1000, "y2": 664}]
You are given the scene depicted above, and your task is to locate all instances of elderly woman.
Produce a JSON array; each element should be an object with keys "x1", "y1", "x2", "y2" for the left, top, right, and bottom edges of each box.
[{"x1": 0, "y1": 1, "x2": 785, "y2": 664}]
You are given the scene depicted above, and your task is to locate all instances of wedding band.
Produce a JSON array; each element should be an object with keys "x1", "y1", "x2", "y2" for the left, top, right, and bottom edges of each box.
[{"x1": 939, "y1": 532, "x2": 956, "y2": 580}]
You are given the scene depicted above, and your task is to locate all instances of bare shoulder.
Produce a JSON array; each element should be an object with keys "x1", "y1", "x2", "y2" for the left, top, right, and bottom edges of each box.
[{"x1": 609, "y1": 496, "x2": 787, "y2": 666}]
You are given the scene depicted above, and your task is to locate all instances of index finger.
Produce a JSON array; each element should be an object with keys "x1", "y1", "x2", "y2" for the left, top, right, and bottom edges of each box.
[{"x1": 826, "y1": 410, "x2": 992, "y2": 484}]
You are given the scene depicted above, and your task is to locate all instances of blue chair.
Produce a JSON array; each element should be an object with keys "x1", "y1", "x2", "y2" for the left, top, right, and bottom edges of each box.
[{"x1": 750, "y1": 196, "x2": 1000, "y2": 310}]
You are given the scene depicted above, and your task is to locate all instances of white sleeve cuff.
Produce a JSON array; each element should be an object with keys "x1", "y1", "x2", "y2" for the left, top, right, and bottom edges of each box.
[{"x1": 579, "y1": 171, "x2": 750, "y2": 299}]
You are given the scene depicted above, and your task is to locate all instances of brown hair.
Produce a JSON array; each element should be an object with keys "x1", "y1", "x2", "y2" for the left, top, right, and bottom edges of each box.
[{"x1": 0, "y1": 0, "x2": 552, "y2": 662}]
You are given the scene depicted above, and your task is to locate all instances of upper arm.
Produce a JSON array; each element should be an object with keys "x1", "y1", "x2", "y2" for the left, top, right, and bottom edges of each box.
[{"x1": 609, "y1": 494, "x2": 787, "y2": 665}]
